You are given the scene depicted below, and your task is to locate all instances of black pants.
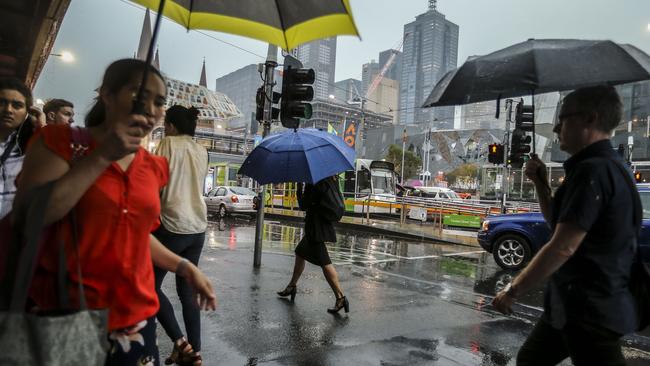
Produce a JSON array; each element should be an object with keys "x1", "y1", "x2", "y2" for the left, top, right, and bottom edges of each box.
[
  {"x1": 517, "y1": 319, "x2": 625, "y2": 366},
  {"x1": 153, "y1": 224, "x2": 205, "y2": 351}
]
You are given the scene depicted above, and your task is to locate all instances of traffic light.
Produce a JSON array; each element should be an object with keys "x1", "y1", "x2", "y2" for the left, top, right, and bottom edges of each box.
[
  {"x1": 280, "y1": 56, "x2": 315, "y2": 129},
  {"x1": 510, "y1": 101, "x2": 534, "y2": 168},
  {"x1": 488, "y1": 143, "x2": 504, "y2": 164},
  {"x1": 255, "y1": 86, "x2": 280, "y2": 122},
  {"x1": 635, "y1": 171, "x2": 643, "y2": 183}
]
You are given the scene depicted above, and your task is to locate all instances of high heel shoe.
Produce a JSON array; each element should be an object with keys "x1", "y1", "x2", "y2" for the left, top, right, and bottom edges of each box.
[
  {"x1": 277, "y1": 285, "x2": 297, "y2": 302},
  {"x1": 327, "y1": 296, "x2": 349, "y2": 314}
]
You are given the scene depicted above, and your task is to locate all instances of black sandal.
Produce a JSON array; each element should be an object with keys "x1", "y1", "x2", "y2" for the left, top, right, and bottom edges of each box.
[{"x1": 165, "y1": 337, "x2": 200, "y2": 365}]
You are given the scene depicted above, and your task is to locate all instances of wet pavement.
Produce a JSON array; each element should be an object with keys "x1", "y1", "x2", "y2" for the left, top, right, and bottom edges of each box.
[{"x1": 157, "y1": 215, "x2": 650, "y2": 365}]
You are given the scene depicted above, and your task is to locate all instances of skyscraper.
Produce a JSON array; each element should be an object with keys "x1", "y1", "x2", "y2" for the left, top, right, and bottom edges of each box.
[
  {"x1": 399, "y1": 1, "x2": 459, "y2": 129},
  {"x1": 292, "y1": 37, "x2": 337, "y2": 100},
  {"x1": 361, "y1": 61, "x2": 380, "y2": 96},
  {"x1": 378, "y1": 49, "x2": 402, "y2": 82}
]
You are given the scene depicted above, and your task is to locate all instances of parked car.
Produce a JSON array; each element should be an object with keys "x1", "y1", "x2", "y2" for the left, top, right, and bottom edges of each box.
[
  {"x1": 204, "y1": 186, "x2": 258, "y2": 217},
  {"x1": 479, "y1": 185, "x2": 650, "y2": 270},
  {"x1": 412, "y1": 186, "x2": 461, "y2": 200}
]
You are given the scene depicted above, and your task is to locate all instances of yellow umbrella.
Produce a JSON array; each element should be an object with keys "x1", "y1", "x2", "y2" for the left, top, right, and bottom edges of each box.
[{"x1": 130, "y1": 0, "x2": 360, "y2": 51}]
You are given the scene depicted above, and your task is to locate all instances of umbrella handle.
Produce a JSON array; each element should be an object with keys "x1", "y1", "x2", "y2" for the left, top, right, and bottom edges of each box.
[{"x1": 132, "y1": 0, "x2": 167, "y2": 115}]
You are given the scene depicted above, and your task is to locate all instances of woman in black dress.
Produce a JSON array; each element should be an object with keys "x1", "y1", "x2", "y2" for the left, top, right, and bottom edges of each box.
[{"x1": 277, "y1": 176, "x2": 349, "y2": 313}]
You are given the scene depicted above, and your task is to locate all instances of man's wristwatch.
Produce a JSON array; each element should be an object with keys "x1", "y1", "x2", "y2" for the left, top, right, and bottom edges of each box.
[{"x1": 503, "y1": 282, "x2": 519, "y2": 299}]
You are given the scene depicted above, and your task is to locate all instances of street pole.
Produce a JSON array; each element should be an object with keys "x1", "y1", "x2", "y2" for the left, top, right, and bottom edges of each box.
[
  {"x1": 502, "y1": 100, "x2": 513, "y2": 213},
  {"x1": 401, "y1": 129, "x2": 406, "y2": 185},
  {"x1": 253, "y1": 44, "x2": 278, "y2": 268},
  {"x1": 360, "y1": 99, "x2": 366, "y2": 158}
]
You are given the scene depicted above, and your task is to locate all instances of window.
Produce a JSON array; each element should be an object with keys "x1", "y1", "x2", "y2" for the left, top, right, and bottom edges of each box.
[
  {"x1": 216, "y1": 188, "x2": 227, "y2": 196},
  {"x1": 230, "y1": 187, "x2": 255, "y2": 196}
]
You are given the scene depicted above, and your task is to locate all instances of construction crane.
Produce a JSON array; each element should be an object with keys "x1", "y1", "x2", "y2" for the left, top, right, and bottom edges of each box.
[{"x1": 364, "y1": 32, "x2": 409, "y2": 99}]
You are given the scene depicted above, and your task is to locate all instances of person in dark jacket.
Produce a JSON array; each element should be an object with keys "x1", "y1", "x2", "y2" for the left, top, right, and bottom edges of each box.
[{"x1": 277, "y1": 175, "x2": 349, "y2": 313}]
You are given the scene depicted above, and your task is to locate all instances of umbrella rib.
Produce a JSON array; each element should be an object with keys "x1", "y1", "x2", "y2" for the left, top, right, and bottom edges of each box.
[
  {"x1": 187, "y1": 0, "x2": 195, "y2": 30},
  {"x1": 273, "y1": 0, "x2": 289, "y2": 50}
]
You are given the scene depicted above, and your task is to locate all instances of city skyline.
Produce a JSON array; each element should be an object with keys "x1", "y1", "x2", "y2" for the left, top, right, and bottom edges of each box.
[{"x1": 33, "y1": 0, "x2": 650, "y2": 121}]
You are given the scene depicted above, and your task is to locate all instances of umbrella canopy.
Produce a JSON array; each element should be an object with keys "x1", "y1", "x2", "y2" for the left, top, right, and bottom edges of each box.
[
  {"x1": 130, "y1": 0, "x2": 360, "y2": 50},
  {"x1": 239, "y1": 128, "x2": 355, "y2": 185},
  {"x1": 423, "y1": 39, "x2": 650, "y2": 107}
]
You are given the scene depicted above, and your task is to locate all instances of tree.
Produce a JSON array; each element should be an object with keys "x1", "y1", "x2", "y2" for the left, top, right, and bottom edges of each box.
[
  {"x1": 385, "y1": 144, "x2": 422, "y2": 182},
  {"x1": 446, "y1": 163, "x2": 479, "y2": 186}
]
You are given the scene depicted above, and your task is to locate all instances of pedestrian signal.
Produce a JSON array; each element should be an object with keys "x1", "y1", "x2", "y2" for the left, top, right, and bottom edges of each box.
[
  {"x1": 635, "y1": 171, "x2": 643, "y2": 183},
  {"x1": 488, "y1": 143, "x2": 504, "y2": 164}
]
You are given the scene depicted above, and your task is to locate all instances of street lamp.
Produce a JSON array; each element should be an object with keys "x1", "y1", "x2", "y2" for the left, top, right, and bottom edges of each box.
[
  {"x1": 51, "y1": 50, "x2": 75, "y2": 63},
  {"x1": 647, "y1": 23, "x2": 650, "y2": 31}
]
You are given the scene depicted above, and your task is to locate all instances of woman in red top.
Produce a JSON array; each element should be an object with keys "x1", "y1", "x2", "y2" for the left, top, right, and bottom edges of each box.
[{"x1": 15, "y1": 59, "x2": 216, "y2": 366}]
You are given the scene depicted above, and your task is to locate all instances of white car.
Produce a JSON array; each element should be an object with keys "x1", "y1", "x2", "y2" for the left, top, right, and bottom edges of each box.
[{"x1": 204, "y1": 186, "x2": 258, "y2": 217}]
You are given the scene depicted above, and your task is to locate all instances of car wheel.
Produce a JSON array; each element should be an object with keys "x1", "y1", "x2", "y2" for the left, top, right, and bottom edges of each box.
[
  {"x1": 219, "y1": 204, "x2": 227, "y2": 218},
  {"x1": 492, "y1": 234, "x2": 531, "y2": 270}
]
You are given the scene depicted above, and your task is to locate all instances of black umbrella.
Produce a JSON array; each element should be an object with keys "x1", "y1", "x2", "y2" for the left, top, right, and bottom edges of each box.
[{"x1": 423, "y1": 39, "x2": 650, "y2": 107}]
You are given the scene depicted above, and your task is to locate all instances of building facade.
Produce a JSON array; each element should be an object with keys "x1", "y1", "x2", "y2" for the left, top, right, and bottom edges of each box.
[
  {"x1": 366, "y1": 77, "x2": 399, "y2": 124},
  {"x1": 399, "y1": 3, "x2": 459, "y2": 129},
  {"x1": 361, "y1": 61, "x2": 381, "y2": 96},
  {"x1": 292, "y1": 37, "x2": 337, "y2": 100},
  {"x1": 379, "y1": 49, "x2": 403, "y2": 83}
]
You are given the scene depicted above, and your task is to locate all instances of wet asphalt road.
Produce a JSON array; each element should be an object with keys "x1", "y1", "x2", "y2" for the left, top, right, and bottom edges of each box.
[{"x1": 157, "y1": 216, "x2": 650, "y2": 365}]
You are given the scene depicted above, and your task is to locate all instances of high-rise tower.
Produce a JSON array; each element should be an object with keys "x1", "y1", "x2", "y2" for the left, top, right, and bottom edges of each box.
[{"x1": 399, "y1": 1, "x2": 459, "y2": 129}]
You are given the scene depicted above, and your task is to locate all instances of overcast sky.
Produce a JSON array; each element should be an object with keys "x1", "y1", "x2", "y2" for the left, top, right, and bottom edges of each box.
[{"x1": 34, "y1": 0, "x2": 650, "y2": 116}]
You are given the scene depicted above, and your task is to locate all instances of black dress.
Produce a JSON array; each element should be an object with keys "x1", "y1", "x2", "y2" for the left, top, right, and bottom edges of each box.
[{"x1": 294, "y1": 178, "x2": 338, "y2": 266}]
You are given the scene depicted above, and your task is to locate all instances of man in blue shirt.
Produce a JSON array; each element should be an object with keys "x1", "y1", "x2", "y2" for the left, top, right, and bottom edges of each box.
[{"x1": 493, "y1": 85, "x2": 640, "y2": 365}]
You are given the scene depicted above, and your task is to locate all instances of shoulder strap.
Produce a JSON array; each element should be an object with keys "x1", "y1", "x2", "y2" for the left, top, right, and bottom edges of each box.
[{"x1": 0, "y1": 133, "x2": 17, "y2": 167}]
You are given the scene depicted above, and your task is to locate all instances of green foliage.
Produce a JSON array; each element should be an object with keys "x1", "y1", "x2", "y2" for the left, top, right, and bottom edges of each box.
[
  {"x1": 385, "y1": 144, "x2": 422, "y2": 181},
  {"x1": 446, "y1": 163, "x2": 479, "y2": 185}
]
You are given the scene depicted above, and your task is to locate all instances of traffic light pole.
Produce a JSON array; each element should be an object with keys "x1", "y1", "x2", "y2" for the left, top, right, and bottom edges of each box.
[
  {"x1": 253, "y1": 44, "x2": 278, "y2": 268},
  {"x1": 502, "y1": 99, "x2": 514, "y2": 213}
]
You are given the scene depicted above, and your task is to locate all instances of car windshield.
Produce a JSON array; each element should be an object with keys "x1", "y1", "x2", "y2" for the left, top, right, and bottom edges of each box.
[
  {"x1": 229, "y1": 187, "x2": 255, "y2": 196},
  {"x1": 371, "y1": 170, "x2": 395, "y2": 194}
]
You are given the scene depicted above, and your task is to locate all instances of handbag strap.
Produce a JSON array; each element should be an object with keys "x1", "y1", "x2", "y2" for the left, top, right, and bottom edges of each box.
[
  {"x1": 11, "y1": 127, "x2": 91, "y2": 312},
  {"x1": 63, "y1": 127, "x2": 91, "y2": 310},
  {"x1": 9, "y1": 182, "x2": 56, "y2": 311}
]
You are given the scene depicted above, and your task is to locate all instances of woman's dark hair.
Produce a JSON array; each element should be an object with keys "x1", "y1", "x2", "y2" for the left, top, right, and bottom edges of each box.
[
  {"x1": 165, "y1": 105, "x2": 200, "y2": 137},
  {"x1": 85, "y1": 58, "x2": 166, "y2": 127},
  {"x1": 0, "y1": 77, "x2": 34, "y2": 154}
]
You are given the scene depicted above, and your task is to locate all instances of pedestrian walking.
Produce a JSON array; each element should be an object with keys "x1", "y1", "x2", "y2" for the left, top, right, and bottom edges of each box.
[
  {"x1": 43, "y1": 98, "x2": 75, "y2": 125},
  {"x1": 492, "y1": 85, "x2": 640, "y2": 366},
  {"x1": 277, "y1": 175, "x2": 349, "y2": 314},
  {"x1": 14, "y1": 59, "x2": 217, "y2": 366},
  {"x1": 153, "y1": 105, "x2": 209, "y2": 365},
  {"x1": 0, "y1": 77, "x2": 41, "y2": 219}
]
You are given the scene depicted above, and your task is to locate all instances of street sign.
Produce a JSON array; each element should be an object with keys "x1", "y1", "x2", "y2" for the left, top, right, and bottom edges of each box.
[
  {"x1": 409, "y1": 207, "x2": 427, "y2": 222},
  {"x1": 496, "y1": 174, "x2": 503, "y2": 184}
]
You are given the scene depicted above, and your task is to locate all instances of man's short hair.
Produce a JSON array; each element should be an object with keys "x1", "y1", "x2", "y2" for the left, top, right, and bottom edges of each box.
[
  {"x1": 0, "y1": 77, "x2": 33, "y2": 107},
  {"x1": 563, "y1": 85, "x2": 622, "y2": 133},
  {"x1": 43, "y1": 98, "x2": 74, "y2": 115}
]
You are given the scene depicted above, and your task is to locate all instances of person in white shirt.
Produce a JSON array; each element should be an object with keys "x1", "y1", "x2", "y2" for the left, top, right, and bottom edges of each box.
[
  {"x1": 0, "y1": 78, "x2": 41, "y2": 219},
  {"x1": 153, "y1": 105, "x2": 208, "y2": 365}
]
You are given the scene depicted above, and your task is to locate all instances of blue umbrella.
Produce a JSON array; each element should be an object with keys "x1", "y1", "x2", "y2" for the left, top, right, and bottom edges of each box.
[{"x1": 238, "y1": 128, "x2": 355, "y2": 185}]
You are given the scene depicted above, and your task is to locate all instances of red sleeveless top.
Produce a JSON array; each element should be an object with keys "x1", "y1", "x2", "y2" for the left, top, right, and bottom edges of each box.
[{"x1": 29, "y1": 125, "x2": 168, "y2": 330}]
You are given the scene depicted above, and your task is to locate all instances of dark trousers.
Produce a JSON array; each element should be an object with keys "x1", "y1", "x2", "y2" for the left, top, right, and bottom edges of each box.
[
  {"x1": 517, "y1": 319, "x2": 625, "y2": 366},
  {"x1": 153, "y1": 224, "x2": 205, "y2": 351}
]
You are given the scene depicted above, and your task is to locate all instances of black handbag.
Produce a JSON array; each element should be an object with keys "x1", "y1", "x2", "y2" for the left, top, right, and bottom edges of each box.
[{"x1": 318, "y1": 178, "x2": 345, "y2": 222}]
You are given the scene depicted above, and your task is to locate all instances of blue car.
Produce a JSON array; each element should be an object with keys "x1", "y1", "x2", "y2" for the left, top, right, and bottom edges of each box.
[{"x1": 478, "y1": 185, "x2": 650, "y2": 270}]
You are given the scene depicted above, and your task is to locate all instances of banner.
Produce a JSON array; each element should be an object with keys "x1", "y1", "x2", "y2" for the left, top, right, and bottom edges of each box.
[{"x1": 343, "y1": 120, "x2": 357, "y2": 148}]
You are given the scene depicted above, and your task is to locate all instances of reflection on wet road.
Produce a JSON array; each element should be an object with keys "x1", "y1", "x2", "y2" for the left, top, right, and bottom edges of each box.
[{"x1": 158, "y1": 216, "x2": 650, "y2": 365}]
